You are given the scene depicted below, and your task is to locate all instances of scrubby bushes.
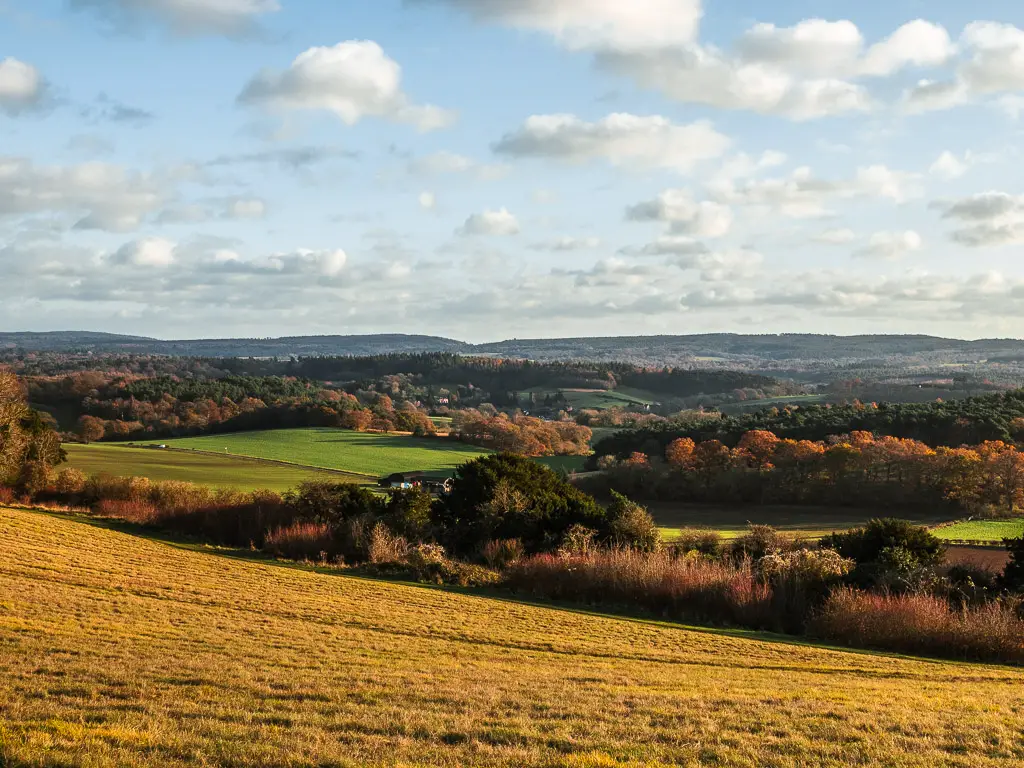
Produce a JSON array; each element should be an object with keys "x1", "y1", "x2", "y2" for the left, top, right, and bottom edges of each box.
[
  {"x1": 822, "y1": 518, "x2": 945, "y2": 568},
  {"x1": 17, "y1": 452, "x2": 1024, "y2": 665},
  {"x1": 810, "y1": 589, "x2": 1024, "y2": 664},
  {"x1": 672, "y1": 528, "x2": 724, "y2": 558},
  {"x1": 265, "y1": 521, "x2": 335, "y2": 561},
  {"x1": 1002, "y1": 537, "x2": 1024, "y2": 592},
  {"x1": 432, "y1": 454, "x2": 610, "y2": 555},
  {"x1": 506, "y1": 549, "x2": 775, "y2": 629}
]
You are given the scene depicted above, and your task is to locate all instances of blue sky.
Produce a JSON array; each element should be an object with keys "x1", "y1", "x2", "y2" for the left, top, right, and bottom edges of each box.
[{"x1": 1, "y1": 0, "x2": 1024, "y2": 341}]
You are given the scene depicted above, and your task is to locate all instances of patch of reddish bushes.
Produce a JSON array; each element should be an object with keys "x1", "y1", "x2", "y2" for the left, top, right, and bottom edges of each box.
[{"x1": 809, "y1": 588, "x2": 1024, "y2": 664}]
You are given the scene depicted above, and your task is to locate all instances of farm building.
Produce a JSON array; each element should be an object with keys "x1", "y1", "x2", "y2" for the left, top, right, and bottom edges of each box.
[{"x1": 379, "y1": 472, "x2": 454, "y2": 494}]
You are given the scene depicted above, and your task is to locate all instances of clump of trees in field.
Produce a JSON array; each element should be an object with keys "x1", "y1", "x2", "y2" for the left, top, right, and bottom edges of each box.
[
  {"x1": 589, "y1": 428, "x2": 1024, "y2": 517},
  {"x1": 451, "y1": 410, "x2": 592, "y2": 457}
]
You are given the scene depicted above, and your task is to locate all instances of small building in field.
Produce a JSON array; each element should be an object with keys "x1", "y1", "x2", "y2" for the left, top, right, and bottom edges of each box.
[{"x1": 378, "y1": 472, "x2": 454, "y2": 495}]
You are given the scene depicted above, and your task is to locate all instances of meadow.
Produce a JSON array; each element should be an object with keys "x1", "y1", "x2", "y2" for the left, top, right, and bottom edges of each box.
[
  {"x1": 3, "y1": 506, "x2": 1024, "y2": 767},
  {"x1": 131, "y1": 428, "x2": 491, "y2": 478},
  {"x1": 522, "y1": 387, "x2": 657, "y2": 411},
  {"x1": 935, "y1": 519, "x2": 1024, "y2": 543},
  {"x1": 646, "y1": 502, "x2": 951, "y2": 542},
  {"x1": 64, "y1": 443, "x2": 361, "y2": 491}
]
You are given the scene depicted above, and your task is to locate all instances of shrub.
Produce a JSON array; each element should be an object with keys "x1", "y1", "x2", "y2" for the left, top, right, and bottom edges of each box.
[
  {"x1": 946, "y1": 564, "x2": 1001, "y2": 607},
  {"x1": 673, "y1": 528, "x2": 724, "y2": 558},
  {"x1": 95, "y1": 498, "x2": 160, "y2": 524},
  {"x1": 755, "y1": 548, "x2": 854, "y2": 583},
  {"x1": 809, "y1": 588, "x2": 1024, "y2": 664},
  {"x1": 730, "y1": 525, "x2": 787, "y2": 561},
  {"x1": 288, "y1": 481, "x2": 386, "y2": 528},
  {"x1": 54, "y1": 468, "x2": 88, "y2": 495},
  {"x1": 367, "y1": 522, "x2": 409, "y2": 565},
  {"x1": 385, "y1": 488, "x2": 434, "y2": 540},
  {"x1": 558, "y1": 524, "x2": 598, "y2": 556},
  {"x1": 822, "y1": 519, "x2": 944, "y2": 568},
  {"x1": 0, "y1": 486, "x2": 15, "y2": 505},
  {"x1": 433, "y1": 453, "x2": 608, "y2": 555},
  {"x1": 265, "y1": 522, "x2": 336, "y2": 562},
  {"x1": 607, "y1": 492, "x2": 662, "y2": 552},
  {"x1": 505, "y1": 549, "x2": 774, "y2": 630},
  {"x1": 756, "y1": 548, "x2": 855, "y2": 633},
  {"x1": 1002, "y1": 537, "x2": 1024, "y2": 593},
  {"x1": 399, "y1": 543, "x2": 501, "y2": 587},
  {"x1": 482, "y1": 538, "x2": 525, "y2": 569}
]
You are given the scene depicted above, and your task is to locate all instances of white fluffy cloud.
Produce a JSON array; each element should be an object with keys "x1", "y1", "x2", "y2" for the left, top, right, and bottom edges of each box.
[
  {"x1": 709, "y1": 165, "x2": 920, "y2": 218},
  {"x1": 734, "y1": 19, "x2": 953, "y2": 78},
  {"x1": 854, "y1": 231, "x2": 923, "y2": 259},
  {"x1": 860, "y1": 20, "x2": 955, "y2": 76},
  {"x1": 939, "y1": 192, "x2": 1024, "y2": 247},
  {"x1": 530, "y1": 236, "x2": 601, "y2": 252},
  {"x1": 226, "y1": 198, "x2": 266, "y2": 219},
  {"x1": 72, "y1": 0, "x2": 280, "y2": 36},
  {"x1": 0, "y1": 58, "x2": 44, "y2": 115},
  {"x1": 0, "y1": 156, "x2": 167, "y2": 231},
  {"x1": 902, "y1": 22, "x2": 1024, "y2": 114},
  {"x1": 930, "y1": 151, "x2": 970, "y2": 180},
  {"x1": 409, "y1": 0, "x2": 702, "y2": 51},
  {"x1": 271, "y1": 249, "x2": 347, "y2": 277},
  {"x1": 458, "y1": 208, "x2": 520, "y2": 237},
  {"x1": 596, "y1": 46, "x2": 872, "y2": 121},
  {"x1": 493, "y1": 113, "x2": 730, "y2": 173},
  {"x1": 625, "y1": 190, "x2": 733, "y2": 238},
  {"x1": 112, "y1": 237, "x2": 177, "y2": 267},
  {"x1": 621, "y1": 236, "x2": 709, "y2": 257},
  {"x1": 239, "y1": 41, "x2": 455, "y2": 131}
]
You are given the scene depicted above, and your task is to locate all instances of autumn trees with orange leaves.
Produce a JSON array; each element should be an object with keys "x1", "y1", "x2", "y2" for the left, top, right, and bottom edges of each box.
[{"x1": 598, "y1": 428, "x2": 1024, "y2": 516}]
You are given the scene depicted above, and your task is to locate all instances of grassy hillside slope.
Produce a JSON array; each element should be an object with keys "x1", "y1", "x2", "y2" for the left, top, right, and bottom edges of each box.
[
  {"x1": 64, "y1": 444, "x2": 362, "y2": 491},
  {"x1": 2, "y1": 508, "x2": 1023, "y2": 767},
  {"x1": 132, "y1": 428, "x2": 490, "y2": 478}
]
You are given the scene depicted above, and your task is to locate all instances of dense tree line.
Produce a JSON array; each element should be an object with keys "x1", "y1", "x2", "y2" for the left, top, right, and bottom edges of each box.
[
  {"x1": 591, "y1": 428, "x2": 1024, "y2": 517},
  {"x1": 594, "y1": 391, "x2": 1024, "y2": 460}
]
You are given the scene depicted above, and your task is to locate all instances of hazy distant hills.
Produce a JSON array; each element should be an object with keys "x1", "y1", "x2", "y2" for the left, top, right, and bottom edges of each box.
[
  {"x1": 0, "y1": 332, "x2": 467, "y2": 358},
  {"x1": 5, "y1": 331, "x2": 1024, "y2": 367}
]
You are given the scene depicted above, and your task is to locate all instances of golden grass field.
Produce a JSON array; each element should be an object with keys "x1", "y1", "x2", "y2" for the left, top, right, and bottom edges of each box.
[{"x1": 2, "y1": 507, "x2": 1024, "y2": 767}]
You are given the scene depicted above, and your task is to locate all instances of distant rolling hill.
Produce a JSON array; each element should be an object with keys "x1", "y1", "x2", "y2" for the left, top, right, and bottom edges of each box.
[
  {"x1": 0, "y1": 332, "x2": 467, "y2": 357},
  {"x1": 6, "y1": 331, "x2": 1024, "y2": 367}
]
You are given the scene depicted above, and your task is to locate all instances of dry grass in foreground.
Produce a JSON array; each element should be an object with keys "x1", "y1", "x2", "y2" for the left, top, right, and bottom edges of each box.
[{"x1": 1, "y1": 508, "x2": 1023, "y2": 767}]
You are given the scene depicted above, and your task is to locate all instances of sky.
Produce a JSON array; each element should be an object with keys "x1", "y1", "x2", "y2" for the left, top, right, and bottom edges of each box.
[{"x1": 1, "y1": 0, "x2": 1024, "y2": 342}]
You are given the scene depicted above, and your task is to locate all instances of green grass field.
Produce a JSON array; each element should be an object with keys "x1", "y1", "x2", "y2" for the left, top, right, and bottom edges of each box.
[
  {"x1": 520, "y1": 388, "x2": 657, "y2": 411},
  {"x1": 2, "y1": 506, "x2": 1023, "y2": 767},
  {"x1": 648, "y1": 503, "x2": 952, "y2": 541},
  {"x1": 131, "y1": 428, "x2": 491, "y2": 478},
  {"x1": 934, "y1": 519, "x2": 1024, "y2": 543},
  {"x1": 64, "y1": 444, "x2": 364, "y2": 491}
]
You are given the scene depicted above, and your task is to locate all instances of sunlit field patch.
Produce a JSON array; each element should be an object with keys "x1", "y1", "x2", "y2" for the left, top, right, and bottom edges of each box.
[{"x1": 1, "y1": 507, "x2": 1023, "y2": 767}]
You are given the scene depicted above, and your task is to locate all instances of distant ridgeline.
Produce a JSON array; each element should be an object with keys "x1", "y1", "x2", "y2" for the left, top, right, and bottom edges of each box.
[
  {"x1": 7, "y1": 332, "x2": 1024, "y2": 368},
  {"x1": 593, "y1": 389, "x2": 1024, "y2": 459}
]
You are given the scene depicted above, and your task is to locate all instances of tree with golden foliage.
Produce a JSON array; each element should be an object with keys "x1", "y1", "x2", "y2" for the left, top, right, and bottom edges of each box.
[{"x1": 1, "y1": 370, "x2": 65, "y2": 493}]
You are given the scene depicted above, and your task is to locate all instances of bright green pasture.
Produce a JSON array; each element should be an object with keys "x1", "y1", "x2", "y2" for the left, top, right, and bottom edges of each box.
[
  {"x1": 934, "y1": 519, "x2": 1024, "y2": 543},
  {"x1": 64, "y1": 444, "x2": 352, "y2": 492},
  {"x1": 132, "y1": 428, "x2": 490, "y2": 478},
  {"x1": 647, "y1": 502, "x2": 951, "y2": 541}
]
